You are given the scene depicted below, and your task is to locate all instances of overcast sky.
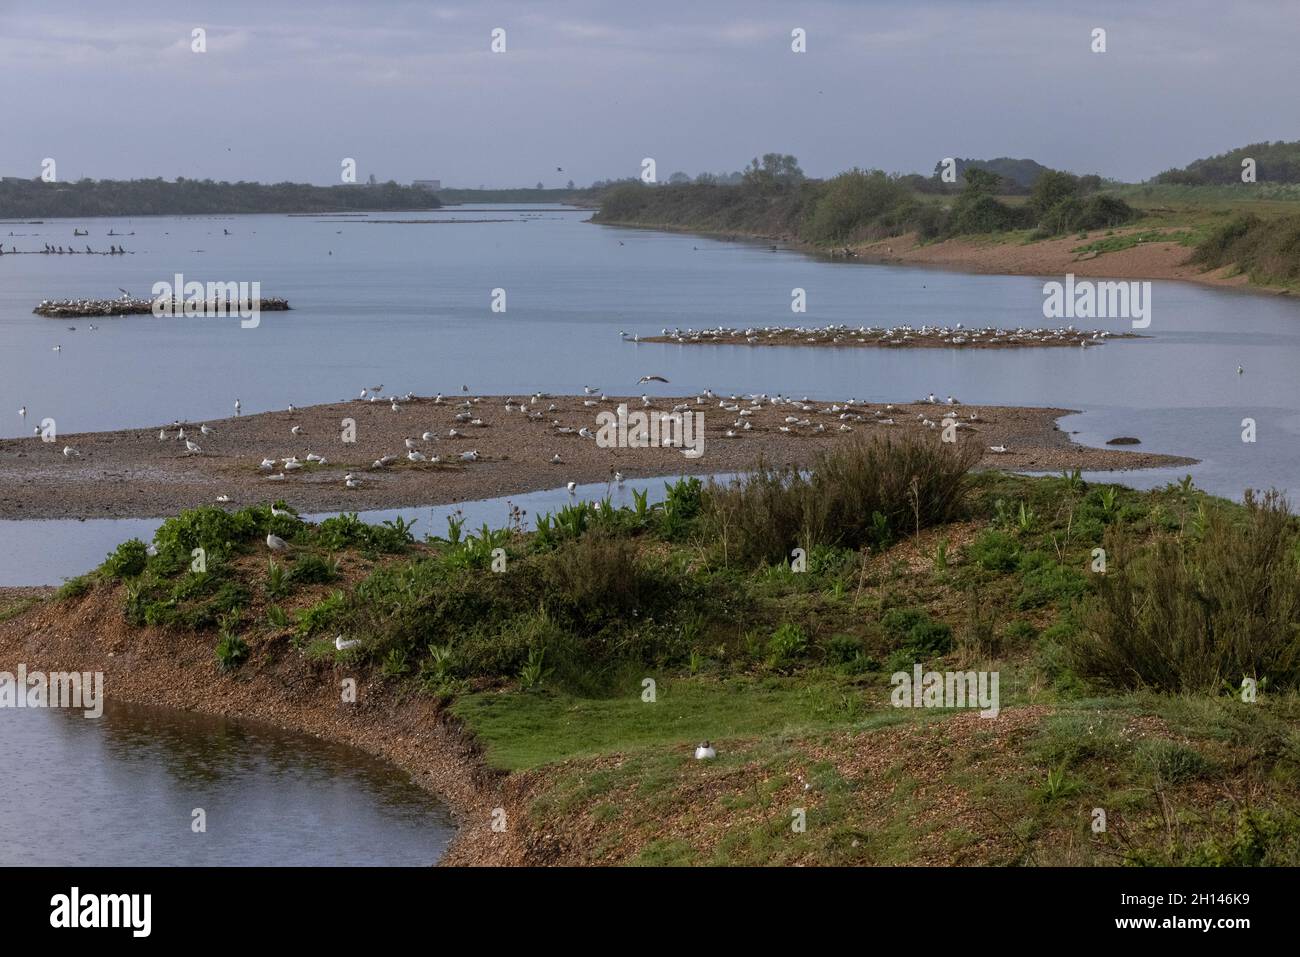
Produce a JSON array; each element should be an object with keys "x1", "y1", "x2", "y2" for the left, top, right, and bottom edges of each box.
[{"x1": 2, "y1": 0, "x2": 1296, "y2": 187}]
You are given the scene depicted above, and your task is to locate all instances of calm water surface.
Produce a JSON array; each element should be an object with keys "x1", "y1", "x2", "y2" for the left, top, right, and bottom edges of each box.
[
  {"x1": 0, "y1": 700, "x2": 453, "y2": 866},
  {"x1": 2, "y1": 207, "x2": 1299, "y2": 500},
  {"x1": 4, "y1": 205, "x2": 1300, "y2": 864}
]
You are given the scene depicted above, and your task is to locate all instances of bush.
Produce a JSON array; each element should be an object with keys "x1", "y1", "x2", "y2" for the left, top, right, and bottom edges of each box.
[
  {"x1": 1068, "y1": 490, "x2": 1300, "y2": 692},
  {"x1": 1015, "y1": 552, "x2": 1089, "y2": 609},
  {"x1": 803, "y1": 169, "x2": 915, "y2": 243},
  {"x1": 882, "y1": 607, "x2": 953, "y2": 656},
  {"x1": 1191, "y1": 213, "x2": 1300, "y2": 285},
  {"x1": 703, "y1": 432, "x2": 977, "y2": 567},
  {"x1": 767, "y1": 622, "x2": 809, "y2": 666},
  {"x1": 827, "y1": 632, "x2": 864, "y2": 664},
  {"x1": 969, "y1": 530, "x2": 1020, "y2": 572},
  {"x1": 537, "y1": 533, "x2": 668, "y2": 629},
  {"x1": 102, "y1": 539, "x2": 148, "y2": 579},
  {"x1": 215, "y1": 631, "x2": 249, "y2": 672},
  {"x1": 288, "y1": 552, "x2": 338, "y2": 585}
]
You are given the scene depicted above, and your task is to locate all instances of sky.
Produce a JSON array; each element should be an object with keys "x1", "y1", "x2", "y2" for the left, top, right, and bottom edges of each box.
[{"x1": 1, "y1": 0, "x2": 1296, "y2": 187}]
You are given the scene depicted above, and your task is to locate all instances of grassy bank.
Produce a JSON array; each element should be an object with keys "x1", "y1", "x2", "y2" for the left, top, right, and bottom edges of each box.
[
  {"x1": 595, "y1": 170, "x2": 1300, "y2": 290},
  {"x1": 46, "y1": 434, "x2": 1300, "y2": 865}
]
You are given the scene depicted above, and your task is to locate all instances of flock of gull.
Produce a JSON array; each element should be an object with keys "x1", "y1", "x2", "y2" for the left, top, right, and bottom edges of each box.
[
  {"x1": 33, "y1": 294, "x2": 290, "y2": 318},
  {"x1": 27, "y1": 378, "x2": 1018, "y2": 504},
  {"x1": 635, "y1": 323, "x2": 1125, "y2": 348}
]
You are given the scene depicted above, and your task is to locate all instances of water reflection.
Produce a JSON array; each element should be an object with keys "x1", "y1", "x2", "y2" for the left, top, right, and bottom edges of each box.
[{"x1": 0, "y1": 701, "x2": 453, "y2": 866}]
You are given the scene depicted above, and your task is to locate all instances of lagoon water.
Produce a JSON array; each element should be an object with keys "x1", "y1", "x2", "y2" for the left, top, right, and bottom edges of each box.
[
  {"x1": 4, "y1": 206, "x2": 1300, "y2": 864},
  {"x1": 3, "y1": 206, "x2": 1300, "y2": 502},
  {"x1": 0, "y1": 700, "x2": 453, "y2": 866}
]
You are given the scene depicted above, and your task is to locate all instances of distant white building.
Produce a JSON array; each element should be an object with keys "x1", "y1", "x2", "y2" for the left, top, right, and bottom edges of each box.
[{"x1": 412, "y1": 179, "x2": 441, "y2": 190}]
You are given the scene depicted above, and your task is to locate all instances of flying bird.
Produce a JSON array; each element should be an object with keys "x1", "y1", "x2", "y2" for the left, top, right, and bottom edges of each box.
[{"x1": 638, "y1": 375, "x2": 669, "y2": 384}]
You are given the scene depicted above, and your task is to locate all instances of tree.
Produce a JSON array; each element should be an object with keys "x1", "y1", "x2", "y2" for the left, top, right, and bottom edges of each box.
[
  {"x1": 566, "y1": 179, "x2": 575, "y2": 190},
  {"x1": 961, "y1": 167, "x2": 1003, "y2": 197},
  {"x1": 668, "y1": 171, "x2": 691, "y2": 185},
  {"x1": 536, "y1": 181, "x2": 544, "y2": 189},
  {"x1": 743, "y1": 153, "x2": 804, "y2": 190},
  {"x1": 1028, "y1": 170, "x2": 1080, "y2": 217}
]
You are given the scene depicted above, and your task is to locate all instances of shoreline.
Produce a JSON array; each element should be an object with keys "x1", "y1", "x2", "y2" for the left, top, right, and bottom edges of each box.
[
  {"x1": 0, "y1": 584, "x2": 510, "y2": 866},
  {"x1": 0, "y1": 394, "x2": 1195, "y2": 520},
  {"x1": 593, "y1": 218, "x2": 1293, "y2": 297}
]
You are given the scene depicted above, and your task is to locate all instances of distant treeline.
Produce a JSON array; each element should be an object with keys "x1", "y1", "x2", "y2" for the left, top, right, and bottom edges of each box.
[
  {"x1": 435, "y1": 187, "x2": 597, "y2": 205},
  {"x1": 593, "y1": 154, "x2": 1134, "y2": 245},
  {"x1": 1156, "y1": 141, "x2": 1300, "y2": 186},
  {"x1": 0, "y1": 178, "x2": 442, "y2": 217}
]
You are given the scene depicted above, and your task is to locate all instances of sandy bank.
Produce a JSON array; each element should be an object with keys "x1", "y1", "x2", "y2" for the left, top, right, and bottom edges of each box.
[
  {"x1": 0, "y1": 585, "x2": 524, "y2": 866},
  {"x1": 0, "y1": 394, "x2": 1194, "y2": 520}
]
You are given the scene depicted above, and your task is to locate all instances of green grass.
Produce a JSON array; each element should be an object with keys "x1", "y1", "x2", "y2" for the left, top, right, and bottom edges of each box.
[
  {"x1": 452, "y1": 671, "x2": 906, "y2": 770},
  {"x1": 1072, "y1": 228, "x2": 1197, "y2": 256},
  {"x1": 53, "y1": 440, "x2": 1300, "y2": 865}
]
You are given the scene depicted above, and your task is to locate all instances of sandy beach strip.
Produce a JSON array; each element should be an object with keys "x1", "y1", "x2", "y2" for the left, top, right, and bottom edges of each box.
[{"x1": 0, "y1": 393, "x2": 1195, "y2": 520}]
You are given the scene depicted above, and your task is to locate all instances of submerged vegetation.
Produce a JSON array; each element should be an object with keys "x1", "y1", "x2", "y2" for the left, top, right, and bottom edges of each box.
[{"x1": 64, "y1": 432, "x2": 1300, "y2": 865}]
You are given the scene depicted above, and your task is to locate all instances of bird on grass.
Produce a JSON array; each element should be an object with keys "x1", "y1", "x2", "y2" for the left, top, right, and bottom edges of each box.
[
  {"x1": 266, "y1": 533, "x2": 289, "y2": 551},
  {"x1": 270, "y1": 505, "x2": 295, "y2": 519},
  {"x1": 989, "y1": 445, "x2": 1009, "y2": 454},
  {"x1": 335, "y1": 635, "x2": 361, "y2": 651},
  {"x1": 695, "y1": 742, "x2": 717, "y2": 760}
]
